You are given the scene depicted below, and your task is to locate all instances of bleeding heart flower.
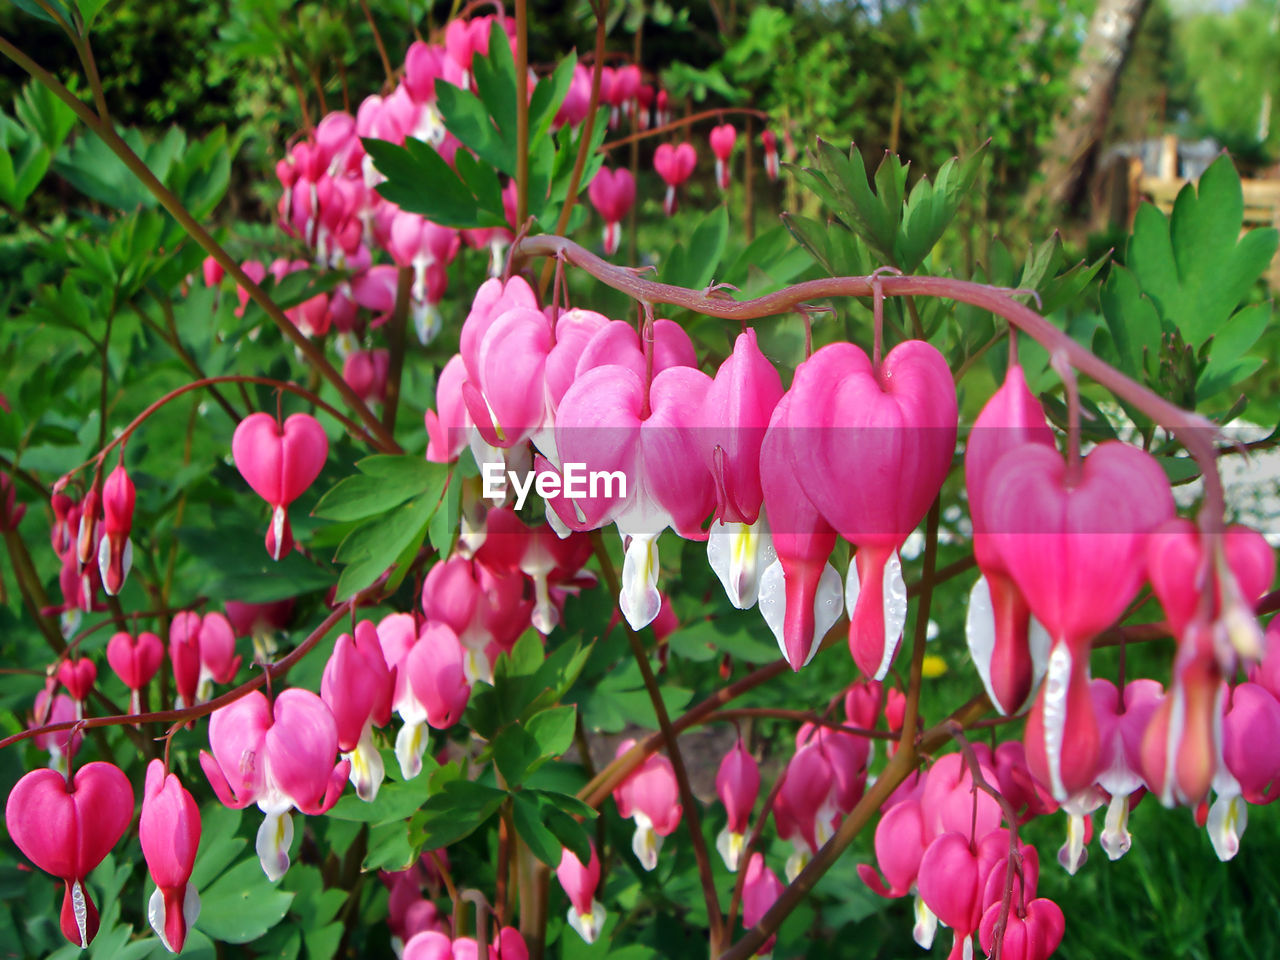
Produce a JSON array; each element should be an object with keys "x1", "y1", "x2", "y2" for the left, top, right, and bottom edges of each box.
[
  {"x1": 783, "y1": 340, "x2": 957, "y2": 680},
  {"x1": 232, "y1": 412, "x2": 329, "y2": 560},
  {"x1": 56, "y1": 656, "x2": 96, "y2": 720},
  {"x1": 30, "y1": 690, "x2": 81, "y2": 772},
  {"x1": 700, "y1": 330, "x2": 784, "y2": 611},
  {"x1": 199, "y1": 689, "x2": 349, "y2": 880},
  {"x1": 1144, "y1": 520, "x2": 1275, "y2": 811},
  {"x1": 917, "y1": 832, "x2": 982, "y2": 960},
  {"x1": 391, "y1": 622, "x2": 472, "y2": 780},
  {"x1": 978, "y1": 897, "x2": 1065, "y2": 960},
  {"x1": 773, "y1": 741, "x2": 840, "y2": 880},
  {"x1": 588, "y1": 167, "x2": 635, "y2": 256},
  {"x1": 171, "y1": 611, "x2": 242, "y2": 704},
  {"x1": 1205, "y1": 681, "x2": 1280, "y2": 860},
  {"x1": 547, "y1": 363, "x2": 714, "y2": 630},
  {"x1": 964, "y1": 360, "x2": 1055, "y2": 715},
  {"x1": 859, "y1": 795, "x2": 927, "y2": 896},
  {"x1": 140, "y1": 760, "x2": 202, "y2": 953},
  {"x1": 477, "y1": 507, "x2": 593, "y2": 635},
  {"x1": 5, "y1": 762, "x2": 134, "y2": 948},
  {"x1": 983, "y1": 441, "x2": 1174, "y2": 801},
  {"x1": 322, "y1": 621, "x2": 395, "y2": 801},
  {"x1": 715, "y1": 739, "x2": 760, "y2": 871},
  {"x1": 741, "y1": 853, "x2": 785, "y2": 956},
  {"x1": 1091, "y1": 678, "x2": 1163, "y2": 860},
  {"x1": 97, "y1": 461, "x2": 135, "y2": 596},
  {"x1": 557, "y1": 840, "x2": 605, "y2": 944},
  {"x1": 653, "y1": 142, "x2": 697, "y2": 216},
  {"x1": 709, "y1": 123, "x2": 736, "y2": 190},
  {"x1": 613, "y1": 740, "x2": 682, "y2": 870},
  {"x1": 107, "y1": 629, "x2": 164, "y2": 714},
  {"x1": 757, "y1": 391, "x2": 842, "y2": 670},
  {"x1": 761, "y1": 129, "x2": 780, "y2": 180},
  {"x1": 425, "y1": 355, "x2": 475, "y2": 465},
  {"x1": 921, "y1": 753, "x2": 1002, "y2": 843}
]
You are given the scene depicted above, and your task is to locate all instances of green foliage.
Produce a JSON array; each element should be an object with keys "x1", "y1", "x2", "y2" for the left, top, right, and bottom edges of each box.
[
  {"x1": 1100, "y1": 155, "x2": 1277, "y2": 410},
  {"x1": 369, "y1": 30, "x2": 606, "y2": 232},
  {"x1": 1177, "y1": 0, "x2": 1280, "y2": 163},
  {"x1": 787, "y1": 139, "x2": 986, "y2": 274}
]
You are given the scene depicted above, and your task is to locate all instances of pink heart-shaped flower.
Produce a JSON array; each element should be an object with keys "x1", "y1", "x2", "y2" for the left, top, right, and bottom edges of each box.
[
  {"x1": 5, "y1": 762, "x2": 134, "y2": 947},
  {"x1": 654, "y1": 142, "x2": 697, "y2": 186},
  {"x1": 232, "y1": 412, "x2": 328, "y2": 508},
  {"x1": 709, "y1": 123, "x2": 737, "y2": 160}
]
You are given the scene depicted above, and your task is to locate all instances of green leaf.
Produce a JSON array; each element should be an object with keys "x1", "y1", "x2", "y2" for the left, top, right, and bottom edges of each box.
[
  {"x1": 493, "y1": 724, "x2": 541, "y2": 786},
  {"x1": 529, "y1": 52, "x2": 577, "y2": 143},
  {"x1": 436, "y1": 82, "x2": 511, "y2": 176},
  {"x1": 1155, "y1": 455, "x2": 1201, "y2": 485},
  {"x1": 314, "y1": 455, "x2": 445, "y2": 521},
  {"x1": 1198, "y1": 300, "x2": 1272, "y2": 400},
  {"x1": 528, "y1": 789, "x2": 598, "y2": 821},
  {"x1": 363, "y1": 821, "x2": 416, "y2": 872},
  {"x1": 813, "y1": 138, "x2": 897, "y2": 262},
  {"x1": 365, "y1": 137, "x2": 487, "y2": 228},
  {"x1": 196, "y1": 857, "x2": 294, "y2": 945},
  {"x1": 1127, "y1": 156, "x2": 1279, "y2": 350},
  {"x1": 15, "y1": 81, "x2": 76, "y2": 153},
  {"x1": 54, "y1": 126, "x2": 187, "y2": 210},
  {"x1": 527, "y1": 704, "x2": 576, "y2": 758},
  {"x1": 189, "y1": 804, "x2": 246, "y2": 889},
  {"x1": 333, "y1": 490, "x2": 438, "y2": 600},
  {"x1": 428, "y1": 469, "x2": 462, "y2": 559},
  {"x1": 474, "y1": 27, "x2": 518, "y2": 149},
  {"x1": 896, "y1": 144, "x2": 985, "y2": 270},
  {"x1": 541, "y1": 802, "x2": 593, "y2": 866},
  {"x1": 1100, "y1": 265, "x2": 1162, "y2": 378},
  {"x1": 663, "y1": 206, "x2": 729, "y2": 292},
  {"x1": 326, "y1": 757, "x2": 438, "y2": 824},
  {"x1": 511, "y1": 792, "x2": 561, "y2": 867},
  {"x1": 9, "y1": 0, "x2": 72, "y2": 25},
  {"x1": 413, "y1": 780, "x2": 506, "y2": 849},
  {"x1": 668, "y1": 616, "x2": 779, "y2": 664},
  {"x1": 75, "y1": 0, "x2": 113, "y2": 29}
]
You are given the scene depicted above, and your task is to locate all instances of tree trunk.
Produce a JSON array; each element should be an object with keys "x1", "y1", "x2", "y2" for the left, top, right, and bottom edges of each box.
[{"x1": 1034, "y1": 0, "x2": 1152, "y2": 212}]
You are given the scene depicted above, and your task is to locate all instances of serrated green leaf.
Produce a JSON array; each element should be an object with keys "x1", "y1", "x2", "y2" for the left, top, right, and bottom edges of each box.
[
  {"x1": 15, "y1": 80, "x2": 75, "y2": 152},
  {"x1": 365, "y1": 136, "x2": 485, "y2": 228},
  {"x1": 333, "y1": 491, "x2": 437, "y2": 600},
  {"x1": 314, "y1": 456, "x2": 443, "y2": 521},
  {"x1": 814, "y1": 138, "x2": 896, "y2": 261},
  {"x1": 896, "y1": 144, "x2": 985, "y2": 271}
]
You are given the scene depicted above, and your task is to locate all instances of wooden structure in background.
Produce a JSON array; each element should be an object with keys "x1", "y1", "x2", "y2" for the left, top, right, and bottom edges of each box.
[{"x1": 1130, "y1": 135, "x2": 1280, "y2": 287}]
